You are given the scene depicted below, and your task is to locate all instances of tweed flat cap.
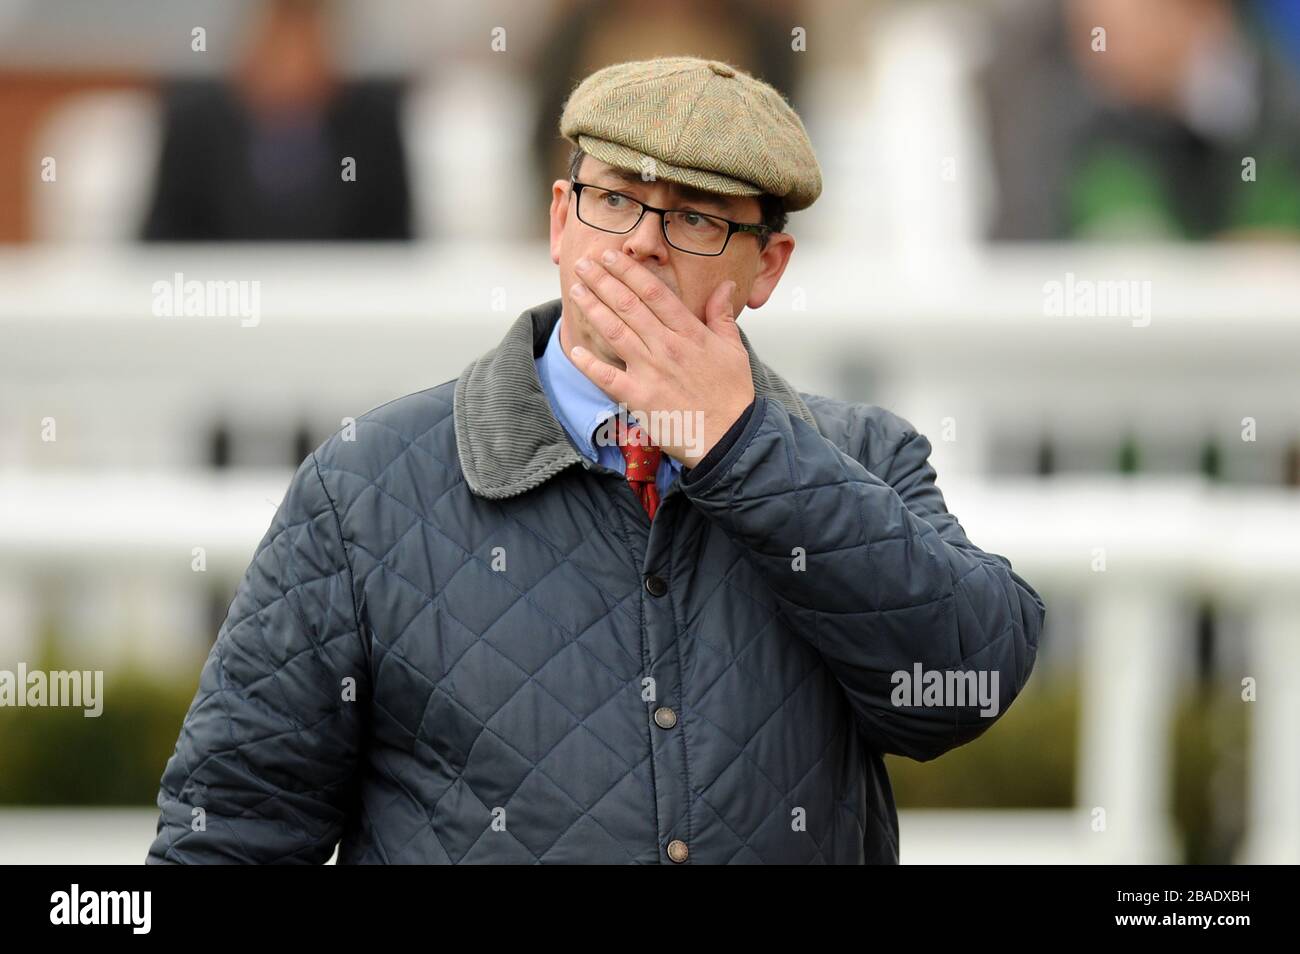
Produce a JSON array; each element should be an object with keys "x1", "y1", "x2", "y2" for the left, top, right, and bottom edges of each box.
[{"x1": 560, "y1": 56, "x2": 822, "y2": 212}]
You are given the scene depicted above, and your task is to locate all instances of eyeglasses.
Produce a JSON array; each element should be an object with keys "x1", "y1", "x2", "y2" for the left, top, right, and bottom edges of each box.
[{"x1": 570, "y1": 179, "x2": 771, "y2": 256}]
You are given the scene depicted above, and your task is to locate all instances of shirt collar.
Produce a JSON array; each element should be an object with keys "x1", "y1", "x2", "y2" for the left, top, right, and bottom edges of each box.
[{"x1": 535, "y1": 312, "x2": 620, "y2": 461}]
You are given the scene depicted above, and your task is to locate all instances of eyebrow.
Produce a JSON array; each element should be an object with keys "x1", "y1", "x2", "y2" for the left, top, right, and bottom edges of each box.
[{"x1": 595, "y1": 168, "x2": 739, "y2": 214}]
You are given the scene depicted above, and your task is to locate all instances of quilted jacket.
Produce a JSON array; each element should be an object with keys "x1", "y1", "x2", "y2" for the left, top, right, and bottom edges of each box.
[{"x1": 147, "y1": 298, "x2": 1045, "y2": 864}]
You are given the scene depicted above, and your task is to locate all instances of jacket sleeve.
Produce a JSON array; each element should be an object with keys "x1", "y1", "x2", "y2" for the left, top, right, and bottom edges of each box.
[
  {"x1": 681, "y1": 396, "x2": 1045, "y2": 762},
  {"x1": 147, "y1": 451, "x2": 370, "y2": 863}
]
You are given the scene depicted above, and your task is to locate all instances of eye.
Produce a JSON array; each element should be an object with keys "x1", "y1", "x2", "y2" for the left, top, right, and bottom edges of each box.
[
  {"x1": 680, "y1": 212, "x2": 723, "y2": 230},
  {"x1": 600, "y1": 191, "x2": 631, "y2": 209}
]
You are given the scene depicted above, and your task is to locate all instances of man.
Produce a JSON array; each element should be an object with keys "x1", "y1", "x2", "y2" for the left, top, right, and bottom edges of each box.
[{"x1": 148, "y1": 56, "x2": 1045, "y2": 864}]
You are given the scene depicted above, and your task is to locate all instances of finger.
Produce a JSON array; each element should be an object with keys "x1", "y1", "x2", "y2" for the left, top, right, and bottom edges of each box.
[
  {"x1": 570, "y1": 344, "x2": 634, "y2": 401},
  {"x1": 703, "y1": 280, "x2": 741, "y2": 344},
  {"x1": 575, "y1": 255, "x2": 669, "y2": 346},
  {"x1": 571, "y1": 281, "x2": 651, "y2": 363},
  {"x1": 596, "y1": 249, "x2": 704, "y2": 338}
]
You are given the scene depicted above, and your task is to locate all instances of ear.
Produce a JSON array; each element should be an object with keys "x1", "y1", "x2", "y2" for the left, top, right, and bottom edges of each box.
[
  {"x1": 549, "y1": 179, "x2": 572, "y2": 265},
  {"x1": 744, "y1": 231, "x2": 796, "y2": 310}
]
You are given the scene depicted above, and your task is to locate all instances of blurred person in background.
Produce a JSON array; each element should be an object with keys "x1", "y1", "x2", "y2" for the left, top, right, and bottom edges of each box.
[
  {"x1": 140, "y1": 0, "x2": 413, "y2": 241},
  {"x1": 980, "y1": 0, "x2": 1300, "y2": 240}
]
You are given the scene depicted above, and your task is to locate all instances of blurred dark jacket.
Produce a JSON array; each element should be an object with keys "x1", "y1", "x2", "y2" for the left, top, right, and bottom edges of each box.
[{"x1": 141, "y1": 79, "x2": 412, "y2": 241}]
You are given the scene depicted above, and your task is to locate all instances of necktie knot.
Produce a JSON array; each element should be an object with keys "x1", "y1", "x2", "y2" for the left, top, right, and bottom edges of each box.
[
  {"x1": 601, "y1": 416, "x2": 662, "y2": 520},
  {"x1": 617, "y1": 421, "x2": 661, "y2": 485}
]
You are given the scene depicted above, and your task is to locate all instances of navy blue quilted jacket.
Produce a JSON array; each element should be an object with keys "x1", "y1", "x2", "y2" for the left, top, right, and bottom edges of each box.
[{"x1": 147, "y1": 298, "x2": 1045, "y2": 864}]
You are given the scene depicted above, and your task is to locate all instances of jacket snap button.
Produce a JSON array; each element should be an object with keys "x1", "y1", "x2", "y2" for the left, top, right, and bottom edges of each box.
[
  {"x1": 644, "y1": 574, "x2": 667, "y2": 597},
  {"x1": 666, "y1": 839, "x2": 689, "y2": 863},
  {"x1": 653, "y1": 706, "x2": 677, "y2": 729}
]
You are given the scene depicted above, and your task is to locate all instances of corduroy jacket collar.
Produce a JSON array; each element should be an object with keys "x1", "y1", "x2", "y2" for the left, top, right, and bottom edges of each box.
[{"x1": 453, "y1": 298, "x2": 820, "y2": 499}]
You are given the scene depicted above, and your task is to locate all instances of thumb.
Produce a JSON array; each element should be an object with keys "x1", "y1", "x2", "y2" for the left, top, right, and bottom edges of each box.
[{"x1": 704, "y1": 280, "x2": 740, "y2": 341}]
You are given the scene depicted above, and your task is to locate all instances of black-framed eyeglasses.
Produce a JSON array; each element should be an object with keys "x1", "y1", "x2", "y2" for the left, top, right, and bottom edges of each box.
[{"x1": 570, "y1": 179, "x2": 771, "y2": 256}]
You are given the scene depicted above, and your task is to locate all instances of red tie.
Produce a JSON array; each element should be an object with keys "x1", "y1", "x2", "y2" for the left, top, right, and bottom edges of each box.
[{"x1": 616, "y1": 419, "x2": 662, "y2": 520}]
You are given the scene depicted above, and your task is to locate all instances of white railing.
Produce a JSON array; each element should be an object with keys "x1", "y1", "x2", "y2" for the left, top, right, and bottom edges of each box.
[
  {"x1": 1, "y1": 472, "x2": 1295, "y2": 863},
  {"x1": 2, "y1": 244, "x2": 1296, "y2": 864}
]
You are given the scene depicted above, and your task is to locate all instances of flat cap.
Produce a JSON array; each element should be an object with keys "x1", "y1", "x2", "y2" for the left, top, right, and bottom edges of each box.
[{"x1": 560, "y1": 56, "x2": 822, "y2": 212}]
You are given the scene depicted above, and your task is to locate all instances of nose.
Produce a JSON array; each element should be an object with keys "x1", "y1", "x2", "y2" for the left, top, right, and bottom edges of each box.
[{"x1": 621, "y1": 206, "x2": 671, "y2": 264}]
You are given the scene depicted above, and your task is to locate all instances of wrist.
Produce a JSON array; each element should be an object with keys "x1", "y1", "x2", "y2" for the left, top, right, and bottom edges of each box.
[{"x1": 681, "y1": 395, "x2": 757, "y2": 472}]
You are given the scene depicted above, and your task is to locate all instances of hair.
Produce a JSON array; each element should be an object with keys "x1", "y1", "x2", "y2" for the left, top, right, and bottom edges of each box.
[{"x1": 566, "y1": 145, "x2": 787, "y2": 248}]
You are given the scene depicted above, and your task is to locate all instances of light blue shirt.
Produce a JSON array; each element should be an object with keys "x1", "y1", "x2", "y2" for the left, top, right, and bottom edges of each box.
[{"x1": 535, "y1": 314, "x2": 683, "y2": 496}]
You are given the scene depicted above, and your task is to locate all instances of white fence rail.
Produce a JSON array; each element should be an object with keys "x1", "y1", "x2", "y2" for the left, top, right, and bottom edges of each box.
[{"x1": 2, "y1": 244, "x2": 1296, "y2": 863}]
